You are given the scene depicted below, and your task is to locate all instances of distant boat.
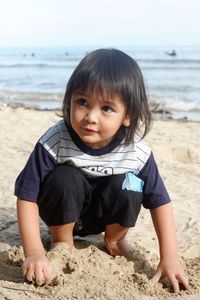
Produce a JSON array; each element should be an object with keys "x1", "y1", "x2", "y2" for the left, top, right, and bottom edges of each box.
[{"x1": 165, "y1": 50, "x2": 177, "y2": 57}]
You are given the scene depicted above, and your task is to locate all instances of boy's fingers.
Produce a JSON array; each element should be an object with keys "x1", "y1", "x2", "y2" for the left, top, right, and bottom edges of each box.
[
  {"x1": 177, "y1": 274, "x2": 189, "y2": 290},
  {"x1": 43, "y1": 265, "x2": 52, "y2": 285},
  {"x1": 22, "y1": 265, "x2": 27, "y2": 277},
  {"x1": 25, "y1": 267, "x2": 34, "y2": 282},
  {"x1": 35, "y1": 266, "x2": 45, "y2": 286},
  {"x1": 152, "y1": 270, "x2": 162, "y2": 282},
  {"x1": 168, "y1": 273, "x2": 189, "y2": 293},
  {"x1": 170, "y1": 276, "x2": 180, "y2": 293},
  {"x1": 151, "y1": 266, "x2": 189, "y2": 293}
]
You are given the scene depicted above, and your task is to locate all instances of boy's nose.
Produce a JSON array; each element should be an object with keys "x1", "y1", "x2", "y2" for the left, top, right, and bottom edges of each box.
[{"x1": 85, "y1": 109, "x2": 98, "y2": 123}]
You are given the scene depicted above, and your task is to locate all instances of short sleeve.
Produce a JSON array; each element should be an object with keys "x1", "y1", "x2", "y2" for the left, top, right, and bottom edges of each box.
[
  {"x1": 14, "y1": 142, "x2": 56, "y2": 202},
  {"x1": 138, "y1": 152, "x2": 171, "y2": 209}
]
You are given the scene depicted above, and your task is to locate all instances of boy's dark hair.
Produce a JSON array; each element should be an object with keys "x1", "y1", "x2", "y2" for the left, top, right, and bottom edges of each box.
[{"x1": 62, "y1": 48, "x2": 151, "y2": 144}]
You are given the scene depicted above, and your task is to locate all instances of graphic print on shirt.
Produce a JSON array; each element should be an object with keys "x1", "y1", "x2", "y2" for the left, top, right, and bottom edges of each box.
[{"x1": 82, "y1": 166, "x2": 114, "y2": 175}]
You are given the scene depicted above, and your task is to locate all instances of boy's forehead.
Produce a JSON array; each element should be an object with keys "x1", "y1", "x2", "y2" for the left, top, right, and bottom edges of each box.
[{"x1": 72, "y1": 88, "x2": 121, "y2": 103}]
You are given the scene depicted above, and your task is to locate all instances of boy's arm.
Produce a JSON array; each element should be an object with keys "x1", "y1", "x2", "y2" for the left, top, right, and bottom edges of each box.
[
  {"x1": 17, "y1": 199, "x2": 51, "y2": 285},
  {"x1": 150, "y1": 203, "x2": 188, "y2": 292}
]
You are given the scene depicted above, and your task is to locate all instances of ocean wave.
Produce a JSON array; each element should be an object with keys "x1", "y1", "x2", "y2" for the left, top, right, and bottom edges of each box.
[
  {"x1": 149, "y1": 96, "x2": 200, "y2": 112},
  {"x1": 152, "y1": 84, "x2": 200, "y2": 93},
  {"x1": 0, "y1": 89, "x2": 62, "y2": 103},
  {"x1": 137, "y1": 59, "x2": 200, "y2": 64},
  {"x1": 142, "y1": 65, "x2": 200, "y2": 70},
  {"x1": 0, "y1": 46, "x2": 200, "y2": 118},
  {"x1": 0, "y1": 58, "x2": 200, "y2": 69},
  {"x1": 0, "y1": 90, "x2": 199, "y2": 113},
  {"x1": 0, "y1": 62, "x2": 78, "y2": 69}
]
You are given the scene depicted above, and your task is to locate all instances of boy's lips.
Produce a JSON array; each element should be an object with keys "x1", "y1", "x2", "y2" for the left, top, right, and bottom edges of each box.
[{"x1": 84, "y1": 127, "x2": 96, "y2": 133}]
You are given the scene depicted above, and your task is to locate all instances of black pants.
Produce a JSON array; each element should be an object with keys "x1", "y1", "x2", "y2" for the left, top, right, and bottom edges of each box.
[{"x1": 38, "y1": 166, "x2": 143, "y2": 235}]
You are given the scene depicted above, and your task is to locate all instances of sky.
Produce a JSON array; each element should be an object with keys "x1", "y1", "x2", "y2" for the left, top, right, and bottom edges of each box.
[{"x1": 0, "y1": 0, "x2": 199, "y2": 47}]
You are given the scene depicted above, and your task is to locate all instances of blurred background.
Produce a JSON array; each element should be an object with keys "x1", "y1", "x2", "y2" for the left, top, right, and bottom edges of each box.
[{"x1": 0, "y1": 0, "x2": 199, "y2": 120}]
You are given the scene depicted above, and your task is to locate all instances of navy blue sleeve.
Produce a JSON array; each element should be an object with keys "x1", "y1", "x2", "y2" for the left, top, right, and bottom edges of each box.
[
  {"x1": 14, "y1": 142, "x2": 56, "y2": 202},
  {"x1": 138, "y1": 152, "x2": 171, "y2": 209}
]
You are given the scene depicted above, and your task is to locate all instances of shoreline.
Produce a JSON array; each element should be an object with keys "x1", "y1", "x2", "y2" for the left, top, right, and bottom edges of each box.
[
  {"x1": 1, "y1": 101, "x2": 200, "y2": 122},
  {"x1": 0, "y1": 106, "x2": 200, "y2": 299}
]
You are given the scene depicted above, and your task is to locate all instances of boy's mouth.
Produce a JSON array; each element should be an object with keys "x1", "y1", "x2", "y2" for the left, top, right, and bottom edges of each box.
[{"x1": 84, "y1": 128, "x2": 96, "y2": 133}]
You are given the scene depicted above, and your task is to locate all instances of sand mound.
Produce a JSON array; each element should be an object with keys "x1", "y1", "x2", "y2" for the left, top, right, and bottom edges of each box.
[{"x1": 0, "y1": 238, "x2": 200, "y2": 300}]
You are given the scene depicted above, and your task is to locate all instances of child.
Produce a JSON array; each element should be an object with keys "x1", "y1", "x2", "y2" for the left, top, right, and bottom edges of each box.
[{"x1": 15, "y1": 48, "x2": 188, "y2": 292}]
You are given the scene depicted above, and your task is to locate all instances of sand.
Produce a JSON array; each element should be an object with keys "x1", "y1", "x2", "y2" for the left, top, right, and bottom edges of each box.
[{"x1": 0, "y1": 106, "x2": 200, "y2": 300}]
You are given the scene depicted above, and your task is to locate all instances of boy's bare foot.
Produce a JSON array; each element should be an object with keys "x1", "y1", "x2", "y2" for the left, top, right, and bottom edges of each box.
[
  {"x1": 104, "y1": 238, "x2": 133, "y2": 257},
  {"x1": 47, "y1": 242, "x2": 74, "y2": 279},
  {"x1": 50, "y1": 242, "x2": 74, "y2": 253}
]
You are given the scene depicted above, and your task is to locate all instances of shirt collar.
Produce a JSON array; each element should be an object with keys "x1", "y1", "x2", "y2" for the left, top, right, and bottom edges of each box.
[{"x1": 65, "y1": 121, "x2": 125, "y2": 156}]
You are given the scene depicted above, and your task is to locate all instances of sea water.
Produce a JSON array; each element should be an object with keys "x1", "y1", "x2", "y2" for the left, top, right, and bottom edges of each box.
[{"x1": 0, "y1": 45, "x2": 199, "y2": 120}]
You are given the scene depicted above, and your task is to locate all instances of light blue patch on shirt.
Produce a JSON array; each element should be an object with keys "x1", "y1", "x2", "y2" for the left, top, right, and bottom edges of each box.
[{"x1": 122, "y1": 173, "x2": 144, "y2": 192}]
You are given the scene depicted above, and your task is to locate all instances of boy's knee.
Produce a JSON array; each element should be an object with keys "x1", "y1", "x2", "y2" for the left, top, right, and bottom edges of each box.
[
  {"x1": 40, "y1": 165, "x2": 89, "y2": 199},
  {"x1": 38, "y1": 166, "x2": 90, "y2": 226}
]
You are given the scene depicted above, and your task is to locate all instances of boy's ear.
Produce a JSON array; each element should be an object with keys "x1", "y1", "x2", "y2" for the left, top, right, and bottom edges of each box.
[{"x1": 123, "y1": 116, "x2": 130, "y2": 127}]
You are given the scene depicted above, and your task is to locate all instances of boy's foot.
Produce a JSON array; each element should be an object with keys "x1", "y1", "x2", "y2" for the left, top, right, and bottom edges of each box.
[
  {"x1": 47, "y1": 242, "x2": 74, "y2": 280},
  {"x1": 104, "y1": 238, "x2": 133, "y2": 257},
  {"x1": 50, "y1": 242, "x2": 74, "y2": 253}
]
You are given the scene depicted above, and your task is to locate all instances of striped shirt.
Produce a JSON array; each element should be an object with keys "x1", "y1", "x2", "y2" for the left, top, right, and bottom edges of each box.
[{"x1": 15, "y1": 120, "x2": 170, "y2": 208}]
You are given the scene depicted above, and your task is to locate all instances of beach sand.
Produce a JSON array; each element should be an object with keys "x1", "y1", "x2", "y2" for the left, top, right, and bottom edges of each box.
[{"x1": 0, "y1": 106, "x2": 200, "y2": 300}]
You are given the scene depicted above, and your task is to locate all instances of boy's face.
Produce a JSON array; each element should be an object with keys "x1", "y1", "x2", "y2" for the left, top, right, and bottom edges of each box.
[{"x1": 70, "y1": 90, "x2": 130, "y2": 149}]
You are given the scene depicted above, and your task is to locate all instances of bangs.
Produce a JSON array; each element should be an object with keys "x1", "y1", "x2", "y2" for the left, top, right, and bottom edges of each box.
[{"x1": 68, "y1": 64, "x2": 126, "y2": 103}]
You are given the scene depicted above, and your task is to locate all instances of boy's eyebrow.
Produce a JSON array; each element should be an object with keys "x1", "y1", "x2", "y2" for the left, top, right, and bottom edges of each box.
[
  {"x1": 72, "y1": 92, "x2": 118, "y2": 107},
  {"x1": 102, "y1": 99, "x2": 117, "y2": 107},
  {"x1": 72, "y1": 92, "x2": 87, "y2": 97}
]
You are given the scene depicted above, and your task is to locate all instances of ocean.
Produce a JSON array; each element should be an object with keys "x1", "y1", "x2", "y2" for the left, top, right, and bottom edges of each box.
[{"x1": 0, "y1": 45, "x2": 200, "y2": 120}]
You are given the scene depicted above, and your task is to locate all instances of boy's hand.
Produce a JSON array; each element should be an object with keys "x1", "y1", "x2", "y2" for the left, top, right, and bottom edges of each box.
[
  {"x1": 152, "y1": 256, "x2": 189, "y2": 293},
  {"x1": 22, "y1": 254, "x2": 52, "y2": 286}
]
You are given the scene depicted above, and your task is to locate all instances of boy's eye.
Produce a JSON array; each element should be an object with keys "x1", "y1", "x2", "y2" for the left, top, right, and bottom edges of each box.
[
  {"x1": 102, "y1": 105, "x2": 112, "y2": 112},
  {"x1": 77, "y1": 98, "x2": 88, "y2": 106}
]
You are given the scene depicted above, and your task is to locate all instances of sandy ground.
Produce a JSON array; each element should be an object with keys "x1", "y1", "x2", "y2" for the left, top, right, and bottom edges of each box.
[{"x1": 0, "y1": 106, "x2": 200, "y2": 300}]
